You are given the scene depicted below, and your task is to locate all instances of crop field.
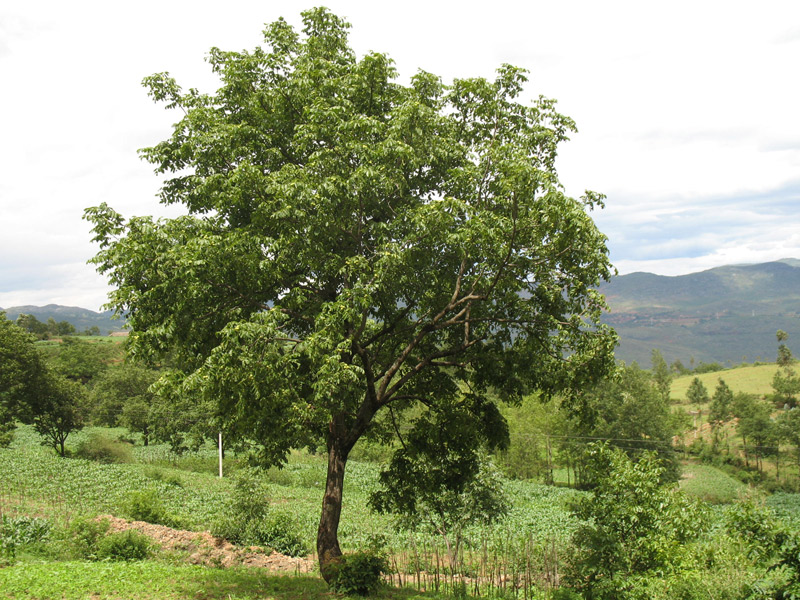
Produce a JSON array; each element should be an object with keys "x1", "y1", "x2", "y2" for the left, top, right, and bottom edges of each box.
[
  {"x1": 3, "y1": 424, "x2": 800, "y2": 599},
  {"x1": 678, "y1": 463, "x2": 747, "y2": 504},
  {"x1": 0, "y1": 426, "x2": 587, "y2": 598}
]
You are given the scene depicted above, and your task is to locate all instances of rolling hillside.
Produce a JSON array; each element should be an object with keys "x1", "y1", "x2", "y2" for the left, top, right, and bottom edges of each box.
[
  {"x1": 4, "y1": 259, "x2": 800, "y2": 362},
  {"x1": 599, "y1": 259, "x2": 800, "y2": 365},
  {"x1": 0, "y1": 304, "x2": 125, "y2": 335}
]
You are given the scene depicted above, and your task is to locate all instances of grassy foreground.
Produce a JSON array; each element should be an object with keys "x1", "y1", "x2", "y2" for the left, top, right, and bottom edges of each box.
[{"x1": 0, "y1": 560, "x2": 446, "y2": 600}]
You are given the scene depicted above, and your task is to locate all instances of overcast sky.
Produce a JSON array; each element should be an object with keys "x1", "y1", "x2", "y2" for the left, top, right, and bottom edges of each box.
[{"x1": 1, "y1": 0, "x2": 799, "y2": 311}]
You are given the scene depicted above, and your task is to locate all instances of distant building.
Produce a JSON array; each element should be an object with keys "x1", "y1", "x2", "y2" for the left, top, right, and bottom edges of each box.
[{"x1": 108, "y1": 331, "x2": 129, "y2": 337}]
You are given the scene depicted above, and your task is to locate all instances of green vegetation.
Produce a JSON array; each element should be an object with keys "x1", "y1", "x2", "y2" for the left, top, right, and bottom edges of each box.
[
  {"x1": 678, "y1": 463, "x2": 747, "y2": 504},
  {"x1": 2, "y1": 417, "x2": 800, "y2": 598},
  {"x1": 568, "y1": 444, "x2": 707, "y2": 599},
  {"x1": 672, "y1": 363, "x2": 779, "y2": 400},
  {"x1": 0, "y1": 561, "x2": 335, "y2": 600},
  {"x1": 6, "y1": 5, "x2": 800, "y2": 597}
]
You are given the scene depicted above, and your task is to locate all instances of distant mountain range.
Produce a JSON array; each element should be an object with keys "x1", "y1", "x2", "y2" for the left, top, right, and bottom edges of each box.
[
  {"x1": 4, "y1": 259, "x2": 800, "y2": 364},
  {"x1": 0, "y1": 304, "x2": 125, "y2": 336},
  {"x1": 598, "y1": 259, "x2": 800, "y2": 366}
]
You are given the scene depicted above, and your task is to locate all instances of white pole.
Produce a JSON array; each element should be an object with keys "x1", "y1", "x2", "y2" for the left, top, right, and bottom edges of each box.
[{"x1": 218, "y1": 432, "x2": 223, "y2": 478}]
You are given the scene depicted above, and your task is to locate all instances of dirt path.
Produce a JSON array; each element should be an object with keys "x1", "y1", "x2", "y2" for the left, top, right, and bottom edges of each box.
[{"x1": 100, "y1": 515, "x2": 316, "y2": 573}]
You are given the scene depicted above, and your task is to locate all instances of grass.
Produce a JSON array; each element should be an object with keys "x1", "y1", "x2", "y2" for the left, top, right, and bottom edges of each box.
[
  {"x1": 0, "y1": 559, "x2": 446, "y2": 600},
  {"x1": 670, "y1": 363, "x2": 779, "y2": 401},
  {"x1": 1, "y1": 425, "x2": 587, "y2": 555}
]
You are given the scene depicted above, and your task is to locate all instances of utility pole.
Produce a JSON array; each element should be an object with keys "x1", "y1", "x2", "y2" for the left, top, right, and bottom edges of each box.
[{"x1": 218, "y1": 432, "x2": 223, "y2": 478}]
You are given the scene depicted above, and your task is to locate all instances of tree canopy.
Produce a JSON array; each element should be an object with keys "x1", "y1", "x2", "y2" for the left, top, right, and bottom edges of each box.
[
  {"x1": 85, "y1": 7, "x2": 616, "y2": 578},
  {"x1": 0, "y1": 313, "x2": 50, "y2": 445}
]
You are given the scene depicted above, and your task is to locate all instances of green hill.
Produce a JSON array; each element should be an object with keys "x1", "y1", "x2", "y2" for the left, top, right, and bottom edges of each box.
[{"x1": 0, "y1": 304, "x2": 125, "y2": 335}]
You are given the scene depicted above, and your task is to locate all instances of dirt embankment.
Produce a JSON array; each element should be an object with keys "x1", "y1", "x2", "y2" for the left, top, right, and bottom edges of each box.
[{"x1": 100, "y1": 515, "x2": 316, "y2": 573}]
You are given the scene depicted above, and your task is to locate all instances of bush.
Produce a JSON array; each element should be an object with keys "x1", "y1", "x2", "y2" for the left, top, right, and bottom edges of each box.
[
  {"x1": 123, "y1": 487, "x2": 177, "y2": 527},
  {"x1": 211, "y1": 468, "x2": 270, "y2": 544},
  {"x1": 567, "y1": 443, "x2": 708, "y2": 599},
  {"x1": 251, "y1": 510, "x2": 308, "y2": 557},
  {"x1": 74, "y1": 432, "x2": 132, "y2": 464},
  {"x1": 212, "y1": 468, "x2": 307, "y2": 556},
  {"x1": 143, "y1": 467, "x2": 183, "y2": 487},
  {"x1": 96, "y1": 529, "x2": 151, "y2": 561},
  {"x1": 326, "y1": 550, "x2": 389, "y2": 596},
  {"x1": 69, "y1": 517, "x2": 111, "y2": 560},
  {"x1": 213, "y1": 507, "x2": 308, "y2": 557},
  {"x1": 725, "y1": 497, "x2": 783, "y2": 560}
]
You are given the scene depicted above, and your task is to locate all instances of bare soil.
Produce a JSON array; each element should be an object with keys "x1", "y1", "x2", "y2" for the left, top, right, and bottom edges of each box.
[{"x1": 99, "y1": 515, "x2": 316, "y2": 573}]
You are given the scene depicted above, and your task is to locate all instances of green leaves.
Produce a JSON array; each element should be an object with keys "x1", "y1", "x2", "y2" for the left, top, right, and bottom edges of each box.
[
  {"x1": 84, "y1": 7, "x2": 618, "y2": 565},
  {"x1": 568, "y1": 444, "x2": 708, "y2": 597}
]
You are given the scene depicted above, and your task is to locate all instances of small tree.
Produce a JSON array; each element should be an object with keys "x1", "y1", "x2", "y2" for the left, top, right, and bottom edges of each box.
[
  {"x1": 650, "y1": 349, "x2": 672, "y2": 404},
  {"x1": 777, "y1": 409, "x2": 800, "y2": 475},
  {"x1": 686, "y1": 377, "x2": 709, "y2": 406},
  {"x1": 577, "y1": 363, "x2": 681, "y2": 483},
  {"x1": 28, "y1": 374, "x2": 87, "y2": 456},
  {"x1": 736, "y1": 395, "x2": 774, "y2": 472},
  {"x1": 89, "y1": 364, "x2": 160, "y2": 445},
  {"x1": 709, "y1": 378, "x2": 734, "y2": 452},
  {"x1": 777, "y1": 330, "x2": 793, "y2": 368},
  {"x1": 14, "y1": 313, "x2": 49, "y2": 338},
  {"x1": 773, "y1": 332, "x2": 800, "y2": 408},
  {"x1": 568, "y1": 443, "x2": 706, "y2": 599}
]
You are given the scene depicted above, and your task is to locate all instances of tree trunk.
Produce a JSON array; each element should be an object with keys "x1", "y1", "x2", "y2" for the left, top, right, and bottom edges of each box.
[{"x1": 317, "y1": 425, "x2": 350, "y2": 582}]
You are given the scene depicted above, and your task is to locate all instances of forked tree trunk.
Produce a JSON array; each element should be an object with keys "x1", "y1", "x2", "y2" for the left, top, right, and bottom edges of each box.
[{"x1": 317, "y1": 428, "x2": 350, "y2": 582}]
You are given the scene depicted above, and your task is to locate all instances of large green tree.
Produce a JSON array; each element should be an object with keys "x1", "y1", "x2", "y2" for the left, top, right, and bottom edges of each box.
[{"x1": 85, "y1": 8, "x2": 616, "y2": 578}]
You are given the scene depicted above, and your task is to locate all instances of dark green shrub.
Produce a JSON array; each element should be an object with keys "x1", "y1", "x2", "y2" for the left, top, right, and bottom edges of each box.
[
  {"x1": 74, "y1": 433, "x2": 132, "y2": 463},
  {"x1": 251, "y1": 510, "x2": 308, "y2": 557},
  {"x1": 96, "y1": 529, "x2": 151, "y2": 561},
  {"x1": 69, "y1": 517, "x2": 111, "y2": 559},
  {"x1": 123, "y1": 487, "x2": 177, "y2": 527},
  {"x1": 326, "y1": 550, "x2": 389, "y2": 596},
  {"x1": 144, "y1": 467, "x2": 183, "y2": 487},
  {"x1": 213, "y1": 508, "x2": 308, "y2": 557}
]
